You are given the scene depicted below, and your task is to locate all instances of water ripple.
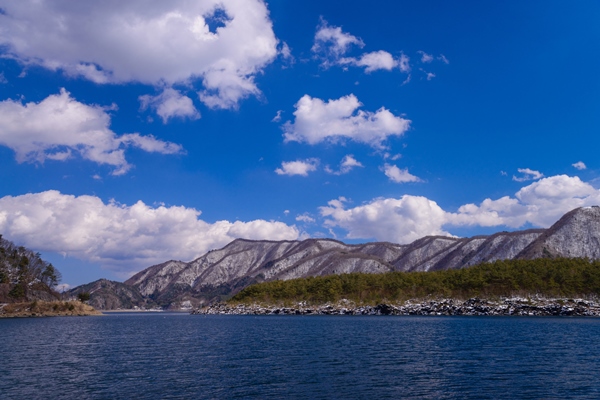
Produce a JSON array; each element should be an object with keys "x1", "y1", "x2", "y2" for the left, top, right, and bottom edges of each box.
[{"x1": 1, "y1": 314, "x2": 600, "y2": 399}]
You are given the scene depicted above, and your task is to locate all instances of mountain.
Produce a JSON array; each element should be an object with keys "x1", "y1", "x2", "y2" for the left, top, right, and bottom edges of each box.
[
  {"x1": 66, "y1": 279, "x2": 149, "y2": 310},
  {"x1": 517, "y1": 206, "x2": 600, "y2": 260},
  {"x1": 70, "y1": 206, "x2": 600, "y2": 309}
]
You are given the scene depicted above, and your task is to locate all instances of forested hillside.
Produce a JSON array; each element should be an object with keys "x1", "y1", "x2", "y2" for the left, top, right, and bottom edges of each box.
[
  {"x1": 0, "y1": 235, "x2": 62, "y2": 302},
  {"x1": 231, "y1": 258, "x2": 600, "y2": 305}
]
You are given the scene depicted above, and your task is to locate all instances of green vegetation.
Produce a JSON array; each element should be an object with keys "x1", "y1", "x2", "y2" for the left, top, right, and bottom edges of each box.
[
  {"x1": 77, "y1": 292, "x2": 91, "y2": 302},
  {"x1": 231, "y1": 258, "x2": 600, "y2": 305}
]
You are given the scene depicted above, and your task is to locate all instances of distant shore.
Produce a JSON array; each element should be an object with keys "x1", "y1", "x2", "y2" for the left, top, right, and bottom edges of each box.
[
  {"x1": 100, "y1": 309, "x2": 166, "y2": 313},
  {"x1": 192, "y1": 297, "x2": 600, "y2": 317},
  {"x1": 0, "y1": 301, "x2": 102, "y2": 318}
]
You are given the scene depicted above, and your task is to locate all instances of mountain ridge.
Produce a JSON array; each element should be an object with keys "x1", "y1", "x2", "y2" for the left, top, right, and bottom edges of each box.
[{"x1": 68, "y1": 206, "x2": 600, "y2": 309}]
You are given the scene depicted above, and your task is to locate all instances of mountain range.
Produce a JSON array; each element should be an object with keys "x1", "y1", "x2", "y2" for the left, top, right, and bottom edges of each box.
[{"x1": 68, "y1": 206, "x2": 600, "y2": 309}]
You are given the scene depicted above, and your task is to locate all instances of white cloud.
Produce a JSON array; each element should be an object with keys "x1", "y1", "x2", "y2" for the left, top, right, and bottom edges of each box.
[
  {"x1": 340, "y1": 50, "x2": 398, "y2": 73},
  {"x1": 0, "y1": 191, "x2": 299, "y2": 276},
  {"x1": 326, "y1": 155, "x2": 363, "y2": 175},
  {"x1": 512, "y1": 168, "x2": 544, "y2": 182},
  {"x1": 451, "y1": 175, "x2": 600, "y2": 228},
  {"x1": 279, "y1": 41, "x2": 294, "y2": 64},
  {"x1": 296, "y1": 214, "x2": 316, "y2": 223},
  {"x1": 0, "y1": 72, "x2": 6, "y2": 84},
  {"x1": 312, "y1": 18, "x2": 364, "y2": 62},
  {"x1": 438, "y1": 54, "x2": 450, "y2": 64},
  {"x1": 283, "y1": 94, "x2": 410, "y2": 148},
  {"x1": 272, "y1": 110, "x2": 283, "y2": 122},
  {"x1": 425, "y1": 71, "x2": 436, "y2": 80},
  {"x1": 383, "y1": 152, "x2": 402, "y2": 161},
  {"x1": 418, "y1": 51, "x2": 434, "y2": 63},
  {"x1": 0, "y1": 89, "x2": 182, "y2": 175},
  {"x1": 320, "y1": 196, "x2": 450, "y2": 244},
  {"x1": 55, "y1": 283, "x2": 71, "y2": 293},
  {"x1": 572, "y1": 161, "x2": 587, "y2": 170},
  {"x1": 275, "y1": 158, "x2": 319, "y2": 176},
  {"x1": 382, "y1": 164, "x2": 421, "y2": 183},
  {"x1": 321, "y1": 175, "x2": 600, "y2": 243},
  {"x1": 139, "y1": 88, "x2": 200, "y2": 123},
  {"x1": 0, "y1": 0, "x2": 278, "y2": 109},
  {"x1": 398, "y1": 54, "x2": 411, "y2": 73},
  {"x1": 311, "y1": 19, "x2": 409, "y2": 75}
]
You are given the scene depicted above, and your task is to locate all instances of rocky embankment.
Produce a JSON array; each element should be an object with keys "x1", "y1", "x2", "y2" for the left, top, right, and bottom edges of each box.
[
  {"x1": 0, "y1": 301, "x2": 102, "y2": 318},
  {"x1": 192, "y1": 297, "x2": 600, "y2": 317}
]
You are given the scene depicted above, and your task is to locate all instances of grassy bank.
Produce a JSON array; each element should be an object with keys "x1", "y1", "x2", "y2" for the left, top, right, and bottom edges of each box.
[
  {"x1": 0, "y1": 300, "x2": 102, "y2": 318},
  {"x1": 230, "y1": 258, "x2": 600, "y2": 305}
]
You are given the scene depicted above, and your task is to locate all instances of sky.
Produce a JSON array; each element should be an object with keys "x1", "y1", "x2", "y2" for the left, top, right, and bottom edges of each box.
[{"x1": 0, "y1": 1, "x2": 599, "y2": 289}]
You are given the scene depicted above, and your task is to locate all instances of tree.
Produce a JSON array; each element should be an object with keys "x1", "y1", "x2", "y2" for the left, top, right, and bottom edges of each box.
[
  {"x1": 41, "y1": 264, "x2": 61, "y2": 288},
  {"x1": 78, "y1": 292, "x2": 91, "y2": 302}
]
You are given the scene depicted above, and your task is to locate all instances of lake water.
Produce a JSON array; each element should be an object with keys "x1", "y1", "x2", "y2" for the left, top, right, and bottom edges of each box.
[{"x1": 2, "y1": 313, "x2": 600, "y2": 399}]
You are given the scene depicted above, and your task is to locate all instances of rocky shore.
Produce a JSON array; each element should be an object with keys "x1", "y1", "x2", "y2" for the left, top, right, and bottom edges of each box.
[{"x1": 192, "y1": 297, "x2": 600, "y2": 317}]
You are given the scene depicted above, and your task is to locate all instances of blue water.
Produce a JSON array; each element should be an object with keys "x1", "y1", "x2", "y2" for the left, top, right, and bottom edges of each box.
[{"x1": 2, "y1": 314, "x2": 600, "y2": 399}]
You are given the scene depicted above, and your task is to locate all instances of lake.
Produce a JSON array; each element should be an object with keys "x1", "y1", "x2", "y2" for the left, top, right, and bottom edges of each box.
[{"x1": 2, "y1": 313, "x2": 600, "y2": 399}]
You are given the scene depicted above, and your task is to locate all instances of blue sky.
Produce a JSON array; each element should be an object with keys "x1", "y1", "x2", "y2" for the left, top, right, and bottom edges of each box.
[{"x1": 0, "y1": 1, "x2": 599, "y2": 288}]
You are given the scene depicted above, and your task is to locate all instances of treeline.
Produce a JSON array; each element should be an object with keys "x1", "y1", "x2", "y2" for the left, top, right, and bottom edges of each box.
[
  {"x1": 230, "y1": 258, "x2": 600, "y2": 305},
  {"x1": 0, "y1": 235, "x2": 61, "y2": 302}
]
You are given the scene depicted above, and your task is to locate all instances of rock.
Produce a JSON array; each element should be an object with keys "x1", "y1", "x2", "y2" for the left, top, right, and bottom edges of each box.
[{"x1": 191, "y1": 296, "x2": 600, "y2": 317}]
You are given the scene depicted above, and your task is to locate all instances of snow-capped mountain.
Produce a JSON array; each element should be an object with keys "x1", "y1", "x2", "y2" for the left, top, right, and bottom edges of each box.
[{"x1": 69, "y1": 206, "x2": 600, "y2": 309}]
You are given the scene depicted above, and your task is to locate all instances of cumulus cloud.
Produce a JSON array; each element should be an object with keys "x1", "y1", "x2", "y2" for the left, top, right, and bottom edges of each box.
[
  {"x1": 312, "y1": 18, "x2": 364, "y2": 62},
  {"x1": 382, "y1": 164, "x2": 421, "y2": 183},
  {"x1": 0, "y1": 191, "x2": 299, "y2": 276},
  {"x1": 512, "y1": 168, "x2": 544, "y2": 182},
  {"x1": 340, "y1": 50, "x2": 398, "y2": 73},
  {"x1": 275, "y1": 158, "x2": 319, "y2": 176},
  {"x1": 320, "y1": 196, "x2": 450, "y2": 244},
  {"x1": 312, "y1": 19, "x2": 409, "y2": 74},
  {"x1": 283, "y1": 94, "x2": 410, "y2": 148},
  {"x1": 325, "y1": 155, "x2": 363, "y2": 175},
  {"x1": 296, "y1": 214, "x2": 316, "y2": 223},
  {"x1": 139, "y1": 88, "x2": 200, "y2": 123},
  {"x1": 572, "y1": 161, "x2": 587, "y2": 170},
  {"x1": 450, "y1": 175, "x2": 600, "y2": 228},
  {"x1": 321, "y1": 175, "x2": 600, "y2": 243},
  {"x1": 0, "y1": 89, "x2": 182, "y2": 175},
  {"x1": 0, "y1": 0, "x2": 278, "y2": 109}
]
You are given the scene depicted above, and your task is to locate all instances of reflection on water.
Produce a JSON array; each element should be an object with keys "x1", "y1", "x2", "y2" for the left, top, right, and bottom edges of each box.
[{"x1": 2, "y1": 314, "x2": 600, "y2": 399}]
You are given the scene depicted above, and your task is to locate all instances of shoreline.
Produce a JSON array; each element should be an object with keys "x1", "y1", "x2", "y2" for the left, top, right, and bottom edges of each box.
[
  {"x1": 0, "y1": 301, "x2": 102, "y2": 318},
  {"x1": 192, "y1": 297, "x2": 600, "y2": 317},
  {"x1": 100, "y1": 309, "x2": 166, "y2": 313}
]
